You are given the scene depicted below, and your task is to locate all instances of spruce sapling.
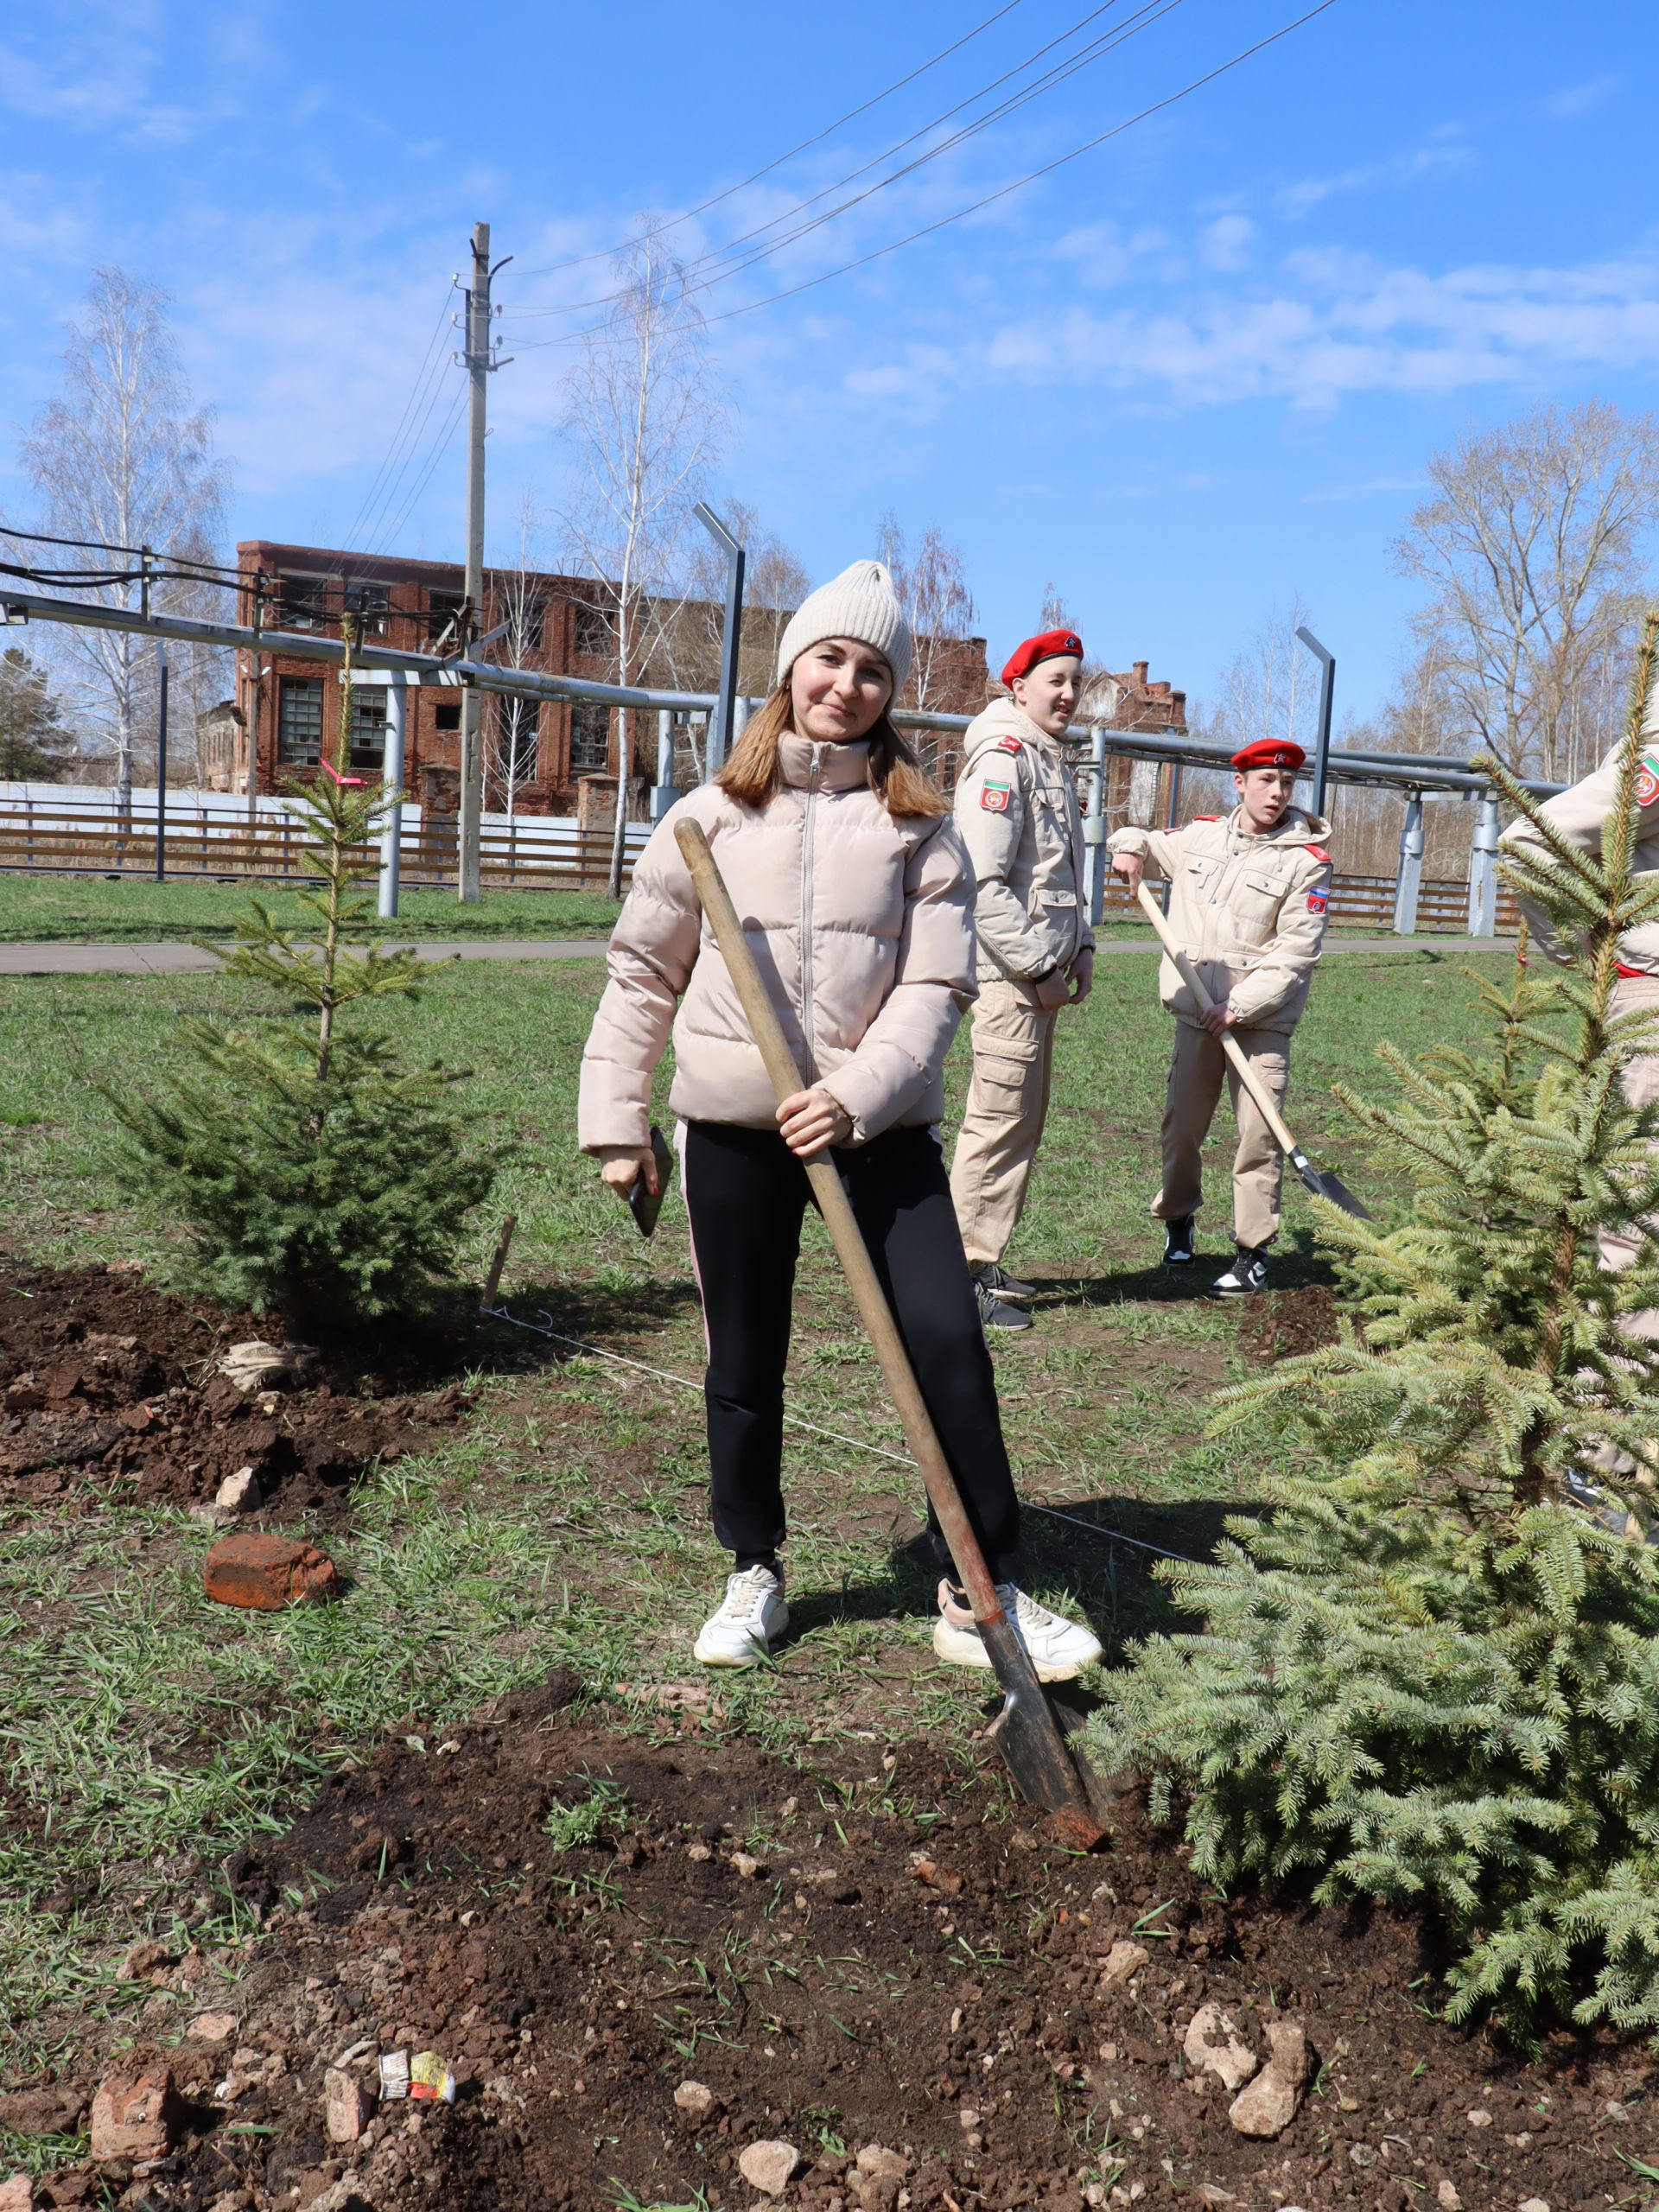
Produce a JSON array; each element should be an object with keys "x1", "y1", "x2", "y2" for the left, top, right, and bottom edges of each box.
[
  {"x1": 109, "y1": 639, "x2": 499, "y2": 1325},
  {"x1": 1086, "y1": 614, "x2": 1659, "y2": 2033}
]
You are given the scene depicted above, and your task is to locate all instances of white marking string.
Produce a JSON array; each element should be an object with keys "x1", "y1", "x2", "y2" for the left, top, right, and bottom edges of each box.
[{"x1": 482, "y1": 1303, "x2": 1203, "y2": 1567}]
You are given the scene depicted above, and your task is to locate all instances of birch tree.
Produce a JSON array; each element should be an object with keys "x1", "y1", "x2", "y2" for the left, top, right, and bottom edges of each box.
[
  {"x1": 1394, "y1": 401, "x2": 1659, "y2": 783},
  {"x1": 876, "y1": 512, "x2": 977, "y2": 711},
  {"x1": 15, "y1": 269, "x2": 229, "y2": 807},
  {"x1": 488, "y1": 491, "x2": 548, "y2": 819},
  {"x1": 561, "y1": 239, "x2": 722, "y2": 894}
]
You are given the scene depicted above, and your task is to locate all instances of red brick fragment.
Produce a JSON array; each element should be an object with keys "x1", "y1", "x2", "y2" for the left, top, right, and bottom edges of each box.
[
  {"x1": 203, "y1": 1533, "x2": 341, "y2": 1611},
  {"x1": 89, "y1": 2067, "x2": 181, "y2": 2162}
]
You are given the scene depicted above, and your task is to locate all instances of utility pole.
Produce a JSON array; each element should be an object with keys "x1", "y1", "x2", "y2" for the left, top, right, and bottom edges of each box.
[{"x1": 457, "y1": 222, "x2": 512, "y2": 902}]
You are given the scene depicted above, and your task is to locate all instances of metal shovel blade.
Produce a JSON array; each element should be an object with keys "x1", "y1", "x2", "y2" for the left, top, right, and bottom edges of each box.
[
  {"x1": 1291, "y1": 1149, "x2": 1373, "y2": 1220},
  {"x1": 980, "y1": 1614, "x2": 1108, "y2": 1847}
]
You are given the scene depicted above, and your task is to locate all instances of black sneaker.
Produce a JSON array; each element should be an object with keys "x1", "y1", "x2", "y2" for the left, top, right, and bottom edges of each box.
[
  {"x1": 1162, "y1": 1217, "x2": 1196, "y2": 1266},
  {"x1": 976, "y1": 1279, "x2": 1033, "y2": 1332},
  {"x1": 972, "y1": 1260, "x2": 1037, "y2": 1304},
  {"x1": 1210, "y1": 1245, "x2": 1269, "y2": 1297}
]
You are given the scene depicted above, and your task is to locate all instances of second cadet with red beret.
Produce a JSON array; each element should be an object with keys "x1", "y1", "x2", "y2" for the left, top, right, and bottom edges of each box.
[
  {"x1": 1107, "y1": 738, "x2": 1332, "y2": 1296},
  {"x1": 949, "y1": 628, "x2": 1095, "y2": 1331}
]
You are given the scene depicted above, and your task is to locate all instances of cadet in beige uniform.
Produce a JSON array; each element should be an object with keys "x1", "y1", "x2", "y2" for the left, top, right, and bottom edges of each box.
[
  {"x1": 1502, "y1": 698, "x2": 1659, "y2": 1338},
  {"x1": 1109, "y1": 738, "x2": 1332, "y2": 1296},
  {"x1": 950, "y1": 628, "x2": 1095, "y2": 1331}
]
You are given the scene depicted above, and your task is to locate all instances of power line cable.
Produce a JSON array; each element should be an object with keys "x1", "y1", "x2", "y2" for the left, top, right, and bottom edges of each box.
[
  {"x1": 365, "y1": 385, "x2": 469, "y2": 559},
  {"x1": 356, "y1": 350, "x2": 467, "y2": 561},
  {"x1": 692, "y1": 3, "x2": 1337, "y2": 332},
  {"x1": 503, "y1": 0, "x2": 1154, "y2": 323},
  {"x1": 339, "y1": 286, "x2": 460, "y2": 556},
  {"x1": 508, "y1": 2, "x2": 1333, "y2": 354},
  {"x1": 512, "y1": 0, "x2": 1029, "y2": 282}
]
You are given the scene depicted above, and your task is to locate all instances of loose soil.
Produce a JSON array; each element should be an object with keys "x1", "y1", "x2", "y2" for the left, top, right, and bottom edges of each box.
[
  {"x1": 24, "y1": 1682, "x2": 1658, "y2": 2212},
  {"x1": 1236, "y1": 1286, "x2": 1343, "y2": 1363},
  {"x1": 0, "y1": 1262, "x2": 471, "y2": 1519}
]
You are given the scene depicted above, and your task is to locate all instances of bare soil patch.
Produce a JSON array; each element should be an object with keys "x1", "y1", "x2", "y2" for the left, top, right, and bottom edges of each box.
[
  {"x1": 23, "y1": 1686, "x2": 1656, "y2": 2212},
  {"x1": 0, "y1": 1262, "x2": 470, "y2": 1520},
  {"x1": 1236, "y1": 1285, "x2": 1343, "y2": 1364}
]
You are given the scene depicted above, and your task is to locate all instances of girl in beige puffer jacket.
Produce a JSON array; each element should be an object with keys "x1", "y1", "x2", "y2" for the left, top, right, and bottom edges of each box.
[{"x1": 577, "y1": 561, "x2": 1101, "y2": 1683}]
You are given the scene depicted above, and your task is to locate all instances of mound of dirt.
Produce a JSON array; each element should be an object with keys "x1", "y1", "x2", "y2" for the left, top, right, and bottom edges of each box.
[
  {"x1": 0, "y1": 1262, "x2": 469, "y2": 1518},
  {"x1": 1236, "y1": 1283, "x2": 1343, "y2": 1363},
  {"x1": 27, "y1": 1688, "x2": 1654, "y2": 2212}
]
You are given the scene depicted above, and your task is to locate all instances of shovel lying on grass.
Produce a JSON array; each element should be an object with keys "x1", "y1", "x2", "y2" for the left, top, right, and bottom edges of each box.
[
  {"x1": 1135, "y1": 880, "x2": 1373, "y2": 1221},
  {"x1": 676, "y1": 818, "x2": 1106, "y2": 1844}
]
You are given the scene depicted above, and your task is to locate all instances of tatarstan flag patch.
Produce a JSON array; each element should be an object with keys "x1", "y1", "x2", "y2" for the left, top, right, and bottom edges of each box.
[
  {"x1": 1638, "y1": 751, "x2": 1659, "y2": 805},
  {"x1": 981, "y1": 779, "x2": 1013, "y2": 812}
]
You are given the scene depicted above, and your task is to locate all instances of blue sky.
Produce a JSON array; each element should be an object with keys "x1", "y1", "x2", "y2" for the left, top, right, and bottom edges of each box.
[{"x1": 1, "y1": 0, "x2": 1656, "y2": 721}]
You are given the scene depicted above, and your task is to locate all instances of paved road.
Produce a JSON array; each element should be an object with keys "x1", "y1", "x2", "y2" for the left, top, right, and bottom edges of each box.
[{"x1": 0, "y1": 935, "x2": 1507, "y2": 976}]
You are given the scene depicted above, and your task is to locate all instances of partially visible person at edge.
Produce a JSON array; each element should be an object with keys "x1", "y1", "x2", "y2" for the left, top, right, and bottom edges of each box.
[
  {"x1": 1502, "y1": 677, "x2": 1659, "y2": 1348},
  {"x1": 947, "y1": 628, "x2": 1095, "y2": 1333},
  {"x1": 1108, "y1": 741, "x2": 1332, "y2": 1298},
  {"x1": 576, "y1": 561, "x2": 1102, "y2": 1682}
]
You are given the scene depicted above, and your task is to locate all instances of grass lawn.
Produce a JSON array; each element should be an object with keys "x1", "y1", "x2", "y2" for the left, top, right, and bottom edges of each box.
[
  {"x1": 0, "y1": 871, "x2": 626, "y2": 944},
  {"x1": 0, "y1": 938, "x2": 1514, "y2": 2078}
]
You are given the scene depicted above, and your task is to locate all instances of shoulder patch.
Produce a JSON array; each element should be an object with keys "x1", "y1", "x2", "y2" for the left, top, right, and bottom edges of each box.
[
  {"x1": 995, "y1": 735, "x2": 1023, "y2": 755},
  {"x1": 1192, "y1": 814, "x2": 1220, "y2": 823},
  {"x1": 1637, "y1": 751, "x2": 1659, "y2": 805},
  {"x1": 1305, "y1": 842, "x2": 1331, "y2": 864},
  {"x1": 1306, "y1": 887, "x2": 1329, "y2": 914},
  {"x1": 980, "y1": 779, "x2": 1013, "y2": 814}
]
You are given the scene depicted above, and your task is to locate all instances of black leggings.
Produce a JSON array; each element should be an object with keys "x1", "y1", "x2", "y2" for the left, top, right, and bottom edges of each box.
[{"x1": 680, "y1": 1120, "x2": 1020, "y2": 1583}]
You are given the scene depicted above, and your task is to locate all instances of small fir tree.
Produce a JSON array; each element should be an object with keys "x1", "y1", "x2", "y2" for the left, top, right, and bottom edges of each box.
[
  {"x1": 110, "y1": 654, "x2": 498, "y2": 1325},
  {"x1": 1086, "y1": 615, "x2": 1659, "y2": 2033},
  {"x1": 0, "y1": 646, "x2": 74, "y2": 779}
]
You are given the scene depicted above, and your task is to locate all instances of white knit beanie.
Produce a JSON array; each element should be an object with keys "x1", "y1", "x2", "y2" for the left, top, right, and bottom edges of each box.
[{"x1": 773, "y1": 559, "x2": 912, "y2": 695}]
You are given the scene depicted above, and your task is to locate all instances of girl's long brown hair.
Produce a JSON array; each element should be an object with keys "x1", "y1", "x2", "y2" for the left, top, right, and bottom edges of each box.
[{"x1": 714, "y1": 682, "x2": 946, "y2": 818}]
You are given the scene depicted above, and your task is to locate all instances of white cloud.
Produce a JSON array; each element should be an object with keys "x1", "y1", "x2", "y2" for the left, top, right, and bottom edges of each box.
[
  {"x1": 1548, "y1": 75, "x2": 1617, "y2": 120},
  {"x1": 1279, "y1": 141, "x2": 1476, "y2": 218},
  {"x1": 853, "y1": 245, "x2": 1659, "y2": 413},
  {"x1": 1200, "y1": 215, "x2": 1255, "y2": 273}
]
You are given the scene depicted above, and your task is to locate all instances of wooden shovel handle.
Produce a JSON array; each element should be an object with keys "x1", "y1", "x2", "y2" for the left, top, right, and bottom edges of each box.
[
  {"x1": 675, "y1": 817, "x2": 1007, "y2": 1630},
  {"x1": 1135, "y1": 880, "x2": 1301, "y2": 1158}
]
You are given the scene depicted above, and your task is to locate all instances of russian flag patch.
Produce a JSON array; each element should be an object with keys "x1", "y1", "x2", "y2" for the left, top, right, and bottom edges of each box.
[{"x1": 1306, "y1": 887, "x2": 1329, "y2": 914}]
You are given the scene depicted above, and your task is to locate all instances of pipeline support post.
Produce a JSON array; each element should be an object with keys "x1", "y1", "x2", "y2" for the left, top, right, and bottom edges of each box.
[
  {"x1": 1393, "y1": 792, "x2": 1424, "y2": 935},
  {"x1": 694, "y1": 503, "x2": 746, "y2": 779},
  {"x1": 652, "y1": 706, "x2": 677, "y2": 823},
  {"x1": 1294, "y1": 626, "x2": 1336, "y2": 822},
  {"x1": 1081, "y1": 721, "x2": 1107, "y2": 925},
  {"x1": 379, "y1": 673, "x2": 407, "y2": 920},
  {"x1": 1468, "y1": 792, "x2": 1500, "y2": 937},
  {"x1": 154, "y1": 643, "x2": 168, "y2": 882}
]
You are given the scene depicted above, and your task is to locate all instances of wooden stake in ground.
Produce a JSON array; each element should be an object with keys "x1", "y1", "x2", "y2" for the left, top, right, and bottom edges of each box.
[{"x1": 675, "y1": 817, "x2": 1103, "y2": 1840}]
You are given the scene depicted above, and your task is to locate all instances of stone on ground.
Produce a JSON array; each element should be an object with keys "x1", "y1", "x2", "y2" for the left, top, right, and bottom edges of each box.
[
  {"x1": 203, "y1": 1532, "x2": 340, "y2": 1611},
  {"x1": 1098, "y1": 1939, "x2": 1149, "y2": 1986},
  {"x1": 1182, "y1": 2002, "x2": 1259, "y2": 2093},
  {"x1": 90, "y1": 2066, "x2": 181, "y2": 2162},
  {"x1": 322, "y1": 2065, "x2": 372, "y2": 2142},
  {"x1": 1227, "y1": 2018, "x2": 1312, "y2": 2138},
  {"x1": 738, "y1": 2140, "x2": 802, "y2": 2196},
  {"x1": 673, "y1": 2081, "x2": 715, "y2": 2120}
]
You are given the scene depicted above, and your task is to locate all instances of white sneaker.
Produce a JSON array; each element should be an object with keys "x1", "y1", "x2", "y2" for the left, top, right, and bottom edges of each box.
[
  {"x1": 931, "y1": 1579, "x2": 1103, "y2": 1682},
  {"x1": 693, "y1": 1565, "x2": 789, "y2": 1669}
]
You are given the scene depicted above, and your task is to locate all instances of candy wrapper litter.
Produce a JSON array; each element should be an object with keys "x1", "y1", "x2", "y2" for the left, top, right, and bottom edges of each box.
[
  {"x1": 410, "y1": 2050, "x2": 457, "y2": 2104},
  {"x1": 378, "y1": 2050, "x2": 410, "y2": 2101}
]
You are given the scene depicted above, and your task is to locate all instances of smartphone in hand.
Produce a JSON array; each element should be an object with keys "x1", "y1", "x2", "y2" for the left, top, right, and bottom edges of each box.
[{"x1": 628, "y1": 1125, "x2": 675, "y2": 1239}]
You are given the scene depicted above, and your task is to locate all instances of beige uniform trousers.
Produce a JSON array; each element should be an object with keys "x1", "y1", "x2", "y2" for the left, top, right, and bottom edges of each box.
[
  {"x1": 949, "y1": 976, "x2": 1059, "y2": 1268},
  {"x1": 1152, "y1": 1020, "x2": 1291, "y2": 1252},
  {"x1": 1601, "y1": 974, "x2": 1659, "y2": 1342}
]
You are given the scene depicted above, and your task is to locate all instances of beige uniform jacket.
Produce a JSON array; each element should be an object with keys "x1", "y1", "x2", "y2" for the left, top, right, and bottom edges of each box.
[
  {"x1": 1107, "y1": 805, "x2": 1333, "y2": 1034},
  {"x1": 952, "y1": 702, "x2": 1095, "y2": 983},
  {"x1": 577, "y1": 734, "x2": 978, "y2": 1153},
  {"x1": 1499, "y1": 733, "x2": 1659, "y2": 973}
]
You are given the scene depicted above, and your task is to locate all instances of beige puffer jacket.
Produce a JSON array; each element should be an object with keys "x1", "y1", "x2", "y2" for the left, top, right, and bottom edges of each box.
[
  {"x1": 578, "y1": 734, "x2": 978, "y2": 1150},
  {"x1": 1499, "y1": 713, "x2": 1659, "y2": 972},
  {"x1": 953, "y1": 702, "x2": 1093, "y2": 982},
  {"x1": 1108, "y1": 804, "x2": 1332, "y2": 1033}
]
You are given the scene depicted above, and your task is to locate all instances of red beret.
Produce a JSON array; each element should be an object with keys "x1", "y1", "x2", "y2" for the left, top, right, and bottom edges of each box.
[
  {"x1": 1231, "y1": 740, "x2": 1306, "y2": 772},
  {"x1": 1001, "y1": 628, "x2": 1084, "y2": 686}
]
